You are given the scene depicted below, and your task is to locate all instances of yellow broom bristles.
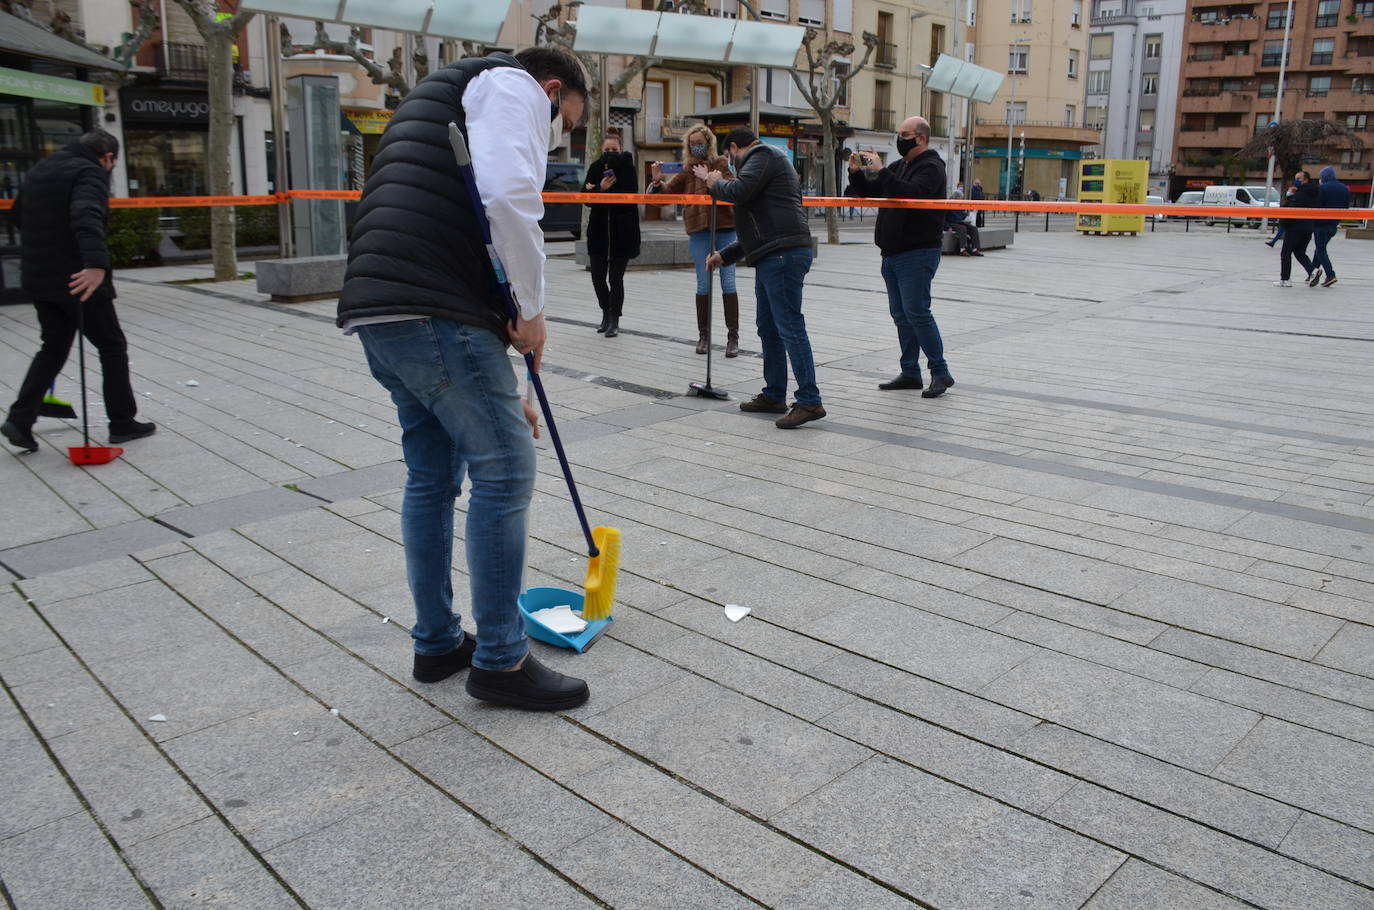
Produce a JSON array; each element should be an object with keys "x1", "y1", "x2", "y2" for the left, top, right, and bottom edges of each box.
[{"x1": 581, "y1": 525, "x2": 621, "y2": 620}]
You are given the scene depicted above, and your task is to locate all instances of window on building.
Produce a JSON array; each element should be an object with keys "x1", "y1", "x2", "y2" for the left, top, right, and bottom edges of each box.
[
  {"x1": 1261, "y1": 39, "x2": 1288, "y2": 66},
  {"x1": 873, "y1": 79, "x2": 893, "y2": 130},
  {"x1": 797, "y1": 0, "x2": 824, "y2": 26},
  {"x1": 1309, "y1": 75, "x2": 1331, "y2": 96},
  {"x1": 694, "y1": 83, "x2": 716, "y2": 114},
  {"x1": 1139, "y1": 108, "x2": 1156, "y2": 131},
  {"x1": 758, "y1": 0, "x2": 789, "y2": 21},
  {"x1": 1221, "y1": 77, "x2": 1244, "y2": 91},
  {"x1": 1356, "y1": 0, "x2": 1374, "y2": 16},
  {"x1": 1145, "y1": 35, "x2": 1162, "y2": 58},
  {"x1": 1311, "y1": 37, "x2": 1334, "y2": 64},
  {"x1": 1090, "y1": 34, "x2": 1113, "y2": 58},
  {"x1": 1142, "y1": 74, "x2": 1158, "y2": 94},
  {"x1": 1254, "y1": 113, "x2": 1270, "y2": 133},
  {"x1": 876, "y1": 11, "x2": 896, "y2": 66},
  {"x1": 1006, "y1": 101, "x2": 1027, "y2": 124},
  {"x1": 832, "y1": 0, "x2": 851, "y2": 31},
  {"x1": 833, "y1": 61, "x2": 849, "y2": 106},
  {"x1": 1135, "y1": 142, "x2": 1152, "y2": 160},
  {"x1": 1223, "y1": 41, "x2": 1251, "y2": 56},
  {"x1": 1088, "y1": 69, "x2": 1111, "y2": 93},
  {"x1": 930, "y1": 24, "x2": 945, "y2": 67},
  {"x1": 1259, "y1": 79, "x2": 1277, "y2": 96},
  {"x1": 1072, "y1": 0, "x2": 1082, "y2": 26},
  {"x1": 1356, "y1": 76, "x2": 1374, "y2": 94},
  {"x1": 1085, "y1": 105, "x2": 1106, "y2": 128},
  {"x1": 1065, "y1": 103, "x2": 1076, "y2": 125},
  {"x1": 1342, "y1": 112, "x2": 1368, "y2": 130},
  {"x1": 1314, "y1": 0, "x2": 1339, "y2": 27},
  {"x1": 1012, "y1": 0, "x2": 1032, "y2": 22},
  {"x1": 1196, "y1": 7, "x2": 1219, "y2": 21},
  {"x1": 1340, "y1": 149, "x2": 1366, "y2": 165},
  {"x1": 1068, "y1": 49, "x2": 1080, "y2": 76},
  {"x1": 717, "y1": 0, "x2": 740, "y2": 19},
  {"x1": 1009, "y1": 45, "x2": 1030, "y2": 72},
  {"x1": 1190, "y1": 43, "x2": 1219, "y2": 61},
  {"x1": 1265, "y1": 3, "x2": 1288, "y2": 28},
  {"x1": 1097, "y1": 1, "x2": 1122, "y2": 17}
]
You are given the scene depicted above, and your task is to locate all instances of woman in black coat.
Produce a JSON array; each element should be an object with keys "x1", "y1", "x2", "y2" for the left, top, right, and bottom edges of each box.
[{"x1": 582, "y1": 132, "x2": 641, "y2": 337}]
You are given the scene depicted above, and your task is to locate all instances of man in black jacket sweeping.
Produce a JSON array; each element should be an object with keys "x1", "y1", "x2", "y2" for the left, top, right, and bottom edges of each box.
[
  {"x1": 846, "y1": 116, "x2": 956, "y2": 398},
  {"x1": 2, "y1": 130, "x2": 155, "y2": 453}
]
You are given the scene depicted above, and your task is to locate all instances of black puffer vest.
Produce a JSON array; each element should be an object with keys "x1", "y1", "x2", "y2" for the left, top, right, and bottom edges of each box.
[{"x1": 337, "y1": 54, "x2": 526, "y2": 334}]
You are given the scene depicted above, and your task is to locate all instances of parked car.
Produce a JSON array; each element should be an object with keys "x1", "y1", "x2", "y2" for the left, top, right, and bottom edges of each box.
[
  {"x1": 1200, "y1": 185, "x2": 1279, "y2": 228},
  {"x1": 540, "y1": 162, "x2": 582, "y2": 240},
  {"x1": 1146, "y1": 195, "x2": 1168, "y2": 221}
]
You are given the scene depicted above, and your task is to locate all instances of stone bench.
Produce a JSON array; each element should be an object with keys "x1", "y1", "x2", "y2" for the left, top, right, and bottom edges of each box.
[
  {"x1": 574, "y1": 235, "x2": 820, "y2": 270},
  {"x1": 942, "y1": 226, "x2": 1013, "y2": 253},
  {"x1": 255, "y1": 255, "x2": 347, "y2": 302}
]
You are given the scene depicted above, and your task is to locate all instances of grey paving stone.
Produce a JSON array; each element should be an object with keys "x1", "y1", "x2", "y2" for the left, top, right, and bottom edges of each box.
[
  {"x1": 952, "y1": 537, "x2": 1149, "y2": 605},
  {"x1": 771, "y1": 864, "x2": 934, "y2": 910},
  {"x1": 1212, "y1": 717, "x2": 1374, "y2": 831},
  {"x1": 830, "y1": 565, "x2": 1015, "y2": 627},
  {"x1": 1314, "y1": 620, "x2": 1374, "y2": 676},
  {"x1": 293, "y1": 459, "x2": 407, "y2": 502},
  {"x1": 1188, "y1": 667, "x2": 1374, "y2": 747},
  {"x1": 283, "y1": 649, "x2": 448, "y2": 746},
  {"x1": 968, "y1": 577, "x2": 1169, "y2": 645},
  {"x1": 126, "y1": 815, "x2": 301, "y2": 909},
  {"x1": 585, "y1": 674, "x2": 872, "y2": 819},
  {"x1": 266, "y1": 780, "x2": 600, "y2": 910},
  {"x1": 990, "y1": 610, "x2": 1209, "y2": 687},
  {"x1": 655, "y1": 597, "x2": 843, "y2": 670},
  {"x1": 1011, "y1": 723, "x2": 1300, "y2": 849},
  {"x1": 0, "y1": 697, "x2": 84, "y2": 840},
  {"x1": 12, "y1": 555, "x2": 154, "y2": 607},
  {"x1": 1045, "y1": 782, "x2": 1374, "y2": 910},
  {"x1": 240, "y1": 564, "x2": 377, "y2": 630},
  {"x1": 1, "y1": 519, "x2": 184, "y2": 578},
  {"x1": 0, "y1": 643, "x2": 84, "y2": 687},
  {"x1": 1108, "y1": 576, "x2": 1344, "y2": 660},
  {"x1": 817, "y1": 699, "x2": 1076, "y2": 814},
  {"x1": 154, "y1": 486, "x2": 316, "y2": 537},
  {"x1": 1081, "y1": 859, "x2": 1252, "y2": 909},
  {"x1": 34, "y1": 579, "x2": 214, "y2": 664},
  {"x1": 139, "y1": 549, "x2": 259, "y2": 608},
  {"x1": 9, "y1": 670, "x2": 128, "y2": 742},
  {"x1": 1279, "y1": 812, "x2": 1374, "y2": 887},
  {"x1": 0, "y1": 812, "x2": 151, "y2": 910},
  {"x1": 774, "y1": 755, "x2": 1124, "y2": 910},
  {"x1": 978, "y1": 652, "x2": 1261, "y2": 773}
]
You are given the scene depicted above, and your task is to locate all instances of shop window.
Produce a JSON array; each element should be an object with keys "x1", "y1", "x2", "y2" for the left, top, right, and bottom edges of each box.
[{"x1": 125, "y1": 129, "x2": 209, "y2": 196}]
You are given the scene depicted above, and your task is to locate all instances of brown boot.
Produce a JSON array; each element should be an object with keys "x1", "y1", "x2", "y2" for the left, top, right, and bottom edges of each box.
[
  {"x1": 723, "y1": 292, "x2": 740, "y2": 358},
  {"x1": 694, "y1": 293, "x2": 710, "y2": 354}
]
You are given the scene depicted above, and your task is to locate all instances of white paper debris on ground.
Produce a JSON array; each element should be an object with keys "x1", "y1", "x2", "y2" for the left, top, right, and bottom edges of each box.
[
  {"x1": 382, "y1": 616, "x2": 391, "y2": 624},
  {"x1": 183, "y1": 379, "x2": 200, "y2": 387},
  {"x1": 148, "y1": 714, "x2": 168, "y2": 722},
  {"x1": 529, "y1": 604, "x2": 587, "y2": 635},
  {"x1": 724, "y1": 604, "x2": 751, "y2": 623},
  {"x1": 330, "y1": 708, "x2": 340, "y2": 716}
]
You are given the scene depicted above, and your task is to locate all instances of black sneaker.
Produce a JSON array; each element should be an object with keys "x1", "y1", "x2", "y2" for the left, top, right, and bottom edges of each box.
[
  {"x1": 1307, "y1": 269, "x2": 1323, "y2": 288},
  {"x1": 878, "y1": 374, "x2": 922, "y2": 391},
  {"x1": 921, "y1": 375, "x2": 956, "y2": 399},
  {"x1": 775, "y1": 403, "x2": 826, "y2": 429},
  {"x1": 413, "y1": 635, "x2": 476, "y2": 683},
  {"x1": 739, "y1": 393, "x2": 788, "y2": 414},
  {"x1": 1323, "y1": 275, "x2": 1338, "y2": 287},
  {"x1": 2, "y1": 420, "x2": 38, "y2": 453},
  {"x1": 109, "y1": 420, "x2": 156, "y2": 444},
  {"x1": 466, "y1": 654, "x2": 589, "y2": 711}
]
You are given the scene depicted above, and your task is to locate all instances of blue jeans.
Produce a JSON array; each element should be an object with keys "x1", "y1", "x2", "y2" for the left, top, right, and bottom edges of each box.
[
  {"x1": 754, "y1": 246, "x2": 820, "y2": 407},
  {"x1": 881, "y1": 247, "x2": 950, "y2": 379},
  {"x1": 357, "y1": 319, "x2": 534, "y2": 670},
  {"x1": 689, "y1": 228, "x2": 737, "y2": 294},
  {"x1": 1312, "y1": 226, "x2": 1336, "y2": 279}
]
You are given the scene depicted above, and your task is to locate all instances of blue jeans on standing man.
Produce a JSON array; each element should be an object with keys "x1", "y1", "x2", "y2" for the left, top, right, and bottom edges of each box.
[
  {"x1": 880, "y1": 247, "x2": 951, "y2": 380},
  {"x1": 357, "y1": 318, "x2": 534, "y2": 671},
  {"x1": 689, "y1": 228, "x2": 737, "y2": 294},
  {"x1": 753, "y1": 246, "x2": 821, "y2": 407}
]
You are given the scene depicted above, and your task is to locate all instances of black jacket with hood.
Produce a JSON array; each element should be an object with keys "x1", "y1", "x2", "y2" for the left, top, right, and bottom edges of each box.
[{"x1": 13, "y1": 142, "x2": 115, "y2": 300}]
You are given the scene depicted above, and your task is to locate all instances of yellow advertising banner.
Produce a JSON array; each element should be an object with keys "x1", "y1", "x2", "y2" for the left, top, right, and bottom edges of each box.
[{"x1": 344, "y1": 108, "x2": 392, "y2": 135}]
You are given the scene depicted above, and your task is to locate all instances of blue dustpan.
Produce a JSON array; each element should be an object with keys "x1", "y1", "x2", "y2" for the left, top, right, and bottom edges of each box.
[{"x1": 518, "y1": 586, "x2": 612, "y2": 653}]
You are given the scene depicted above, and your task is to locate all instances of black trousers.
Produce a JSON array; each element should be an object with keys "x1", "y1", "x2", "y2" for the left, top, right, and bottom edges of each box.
[
  {"x1": 1279, "y1": 230, "x2": 1313, "y2": 282},
  {"x1": 589, "y1": 255, "x2": 628, "y2": 318},
  {"x1": 7, "y1": 293, "x2": 137, "y2": 430},
  {"x1": 949, "y1": 223, "x2": 981, "y2": 252}
]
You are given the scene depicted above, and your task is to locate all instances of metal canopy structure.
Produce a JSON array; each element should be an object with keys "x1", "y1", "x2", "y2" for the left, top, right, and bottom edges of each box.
[
  {"x1": 239, "y1": 0, "x2": 512, "y2": 42},
  {"x1": 572, "y1": 7, "x2": 806, "y2": 68},
  {"x1": 925, "y1": 53, "x2": 1003, "y2": 103}
]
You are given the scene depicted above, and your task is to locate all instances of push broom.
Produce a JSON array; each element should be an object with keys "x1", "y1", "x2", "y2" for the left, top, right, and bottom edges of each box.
[{"x1": 447, "y1": 122, "x2": 620, "y2": 621}]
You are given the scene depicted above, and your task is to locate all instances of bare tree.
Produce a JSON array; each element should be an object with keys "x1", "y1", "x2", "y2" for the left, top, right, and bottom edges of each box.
[
  {"x1": 790, "y1": 28, "x2": 878, "y2": 244},
  {"x1": 172, "y1": 0, "x2": 254, "y2": 281},
  {"x1": 285, "y1": 22, "x2": 430, "y2": 101},
  {"x1": 1238, "y1": 119, "x2": 1364, "y2": 184}
]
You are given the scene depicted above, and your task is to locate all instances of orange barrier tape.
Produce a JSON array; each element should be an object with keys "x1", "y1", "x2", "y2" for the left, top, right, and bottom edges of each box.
[{"x1": 0, "y1": 191, "x2": 1365, "y2": 220}]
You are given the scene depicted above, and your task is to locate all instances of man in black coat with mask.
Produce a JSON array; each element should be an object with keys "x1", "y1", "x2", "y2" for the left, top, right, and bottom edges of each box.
[{"x1": 2, "y1": 130, "x2": 155, "y2": 453}]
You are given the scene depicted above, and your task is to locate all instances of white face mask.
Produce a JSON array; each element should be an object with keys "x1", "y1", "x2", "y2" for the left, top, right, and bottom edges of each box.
[{"x1": 548, "y1": 93, "x2": 564, "y2": 152}]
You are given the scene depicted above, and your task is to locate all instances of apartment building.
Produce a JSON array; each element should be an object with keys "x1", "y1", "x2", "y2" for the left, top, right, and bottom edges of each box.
[
  {"x1": 1085, "y1": 0, "x2": 1188, "y2": 195},
  {"x1": 971, "y1": 0, "x2": 1102, "y2": 197},
  {"x1": 1170, "y1": 0, "x2": 1374, "y2": 201}
]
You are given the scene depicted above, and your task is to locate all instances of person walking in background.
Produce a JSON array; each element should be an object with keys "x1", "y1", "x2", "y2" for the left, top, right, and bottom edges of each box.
[
  {"x1": 970, "y1": 178, "x2": 985, "y2": 227},
  {"x1": 846, "y1": 115, "x2": 956, "y2": 398},
  {"x1": 944, "y1": 189, "x2": 983, "y2": 256},
  {"x1": 1274, "y1": 171, "x2": 1319, "y2": 288},
  {"x1": 1312, "y1": 165, "x2": 1348, "y2": 288},
  {"x1": 699, "y1": 127, "x2": 824, "y2": 430},
  {"x1": 648, "y1": 125, "x2": 741, "y2": 357},
  {"x1": 582, "y1": 130, "x2": 640, "y2": 338},
  {"x1": 2, "y1": 130, "x2": 155, "y2": 454}
]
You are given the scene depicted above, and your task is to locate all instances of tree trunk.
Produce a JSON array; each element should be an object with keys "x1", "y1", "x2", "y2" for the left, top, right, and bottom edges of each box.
[
  {"x1": 821, "y1": 113, "x2": 838, "y2": 245},
  {"x1": 206, "y1": 27, "x2": 238, "y2": 281}
]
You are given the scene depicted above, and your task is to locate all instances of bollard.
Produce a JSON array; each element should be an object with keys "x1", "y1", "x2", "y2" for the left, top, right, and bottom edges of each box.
[
  {"x1": 1015, "y1": 210, "x2": 1020, "y2": 232},
  {"x1": 1045, "y1": 211, "x2": 1050, "y2": 232}
]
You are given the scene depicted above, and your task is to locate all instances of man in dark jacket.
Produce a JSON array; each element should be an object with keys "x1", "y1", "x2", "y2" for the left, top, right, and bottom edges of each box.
[
  {"x1": 1274, "y1": 171, "x2": 1319, "y2": 287},
  {"x1": 1311, "y1": 165, "x2": 1349, "y2": 288},
  {"x1": 2, "y1": 130, "x2": 154, "y2": 454},
  {"x1": 846, "y1": 116, "x2": 955, "y2": 397},
  {"x1": 337, "y1": 47, "x2": 591, "y2": 710},
  {"x1": 699, "y1": 128, "x2": 823, "y2": 429}
]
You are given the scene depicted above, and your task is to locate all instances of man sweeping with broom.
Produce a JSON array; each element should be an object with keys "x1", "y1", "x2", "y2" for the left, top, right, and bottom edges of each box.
[{"x1": 338, "y1": 47, "x2": 593, "y2": 710}]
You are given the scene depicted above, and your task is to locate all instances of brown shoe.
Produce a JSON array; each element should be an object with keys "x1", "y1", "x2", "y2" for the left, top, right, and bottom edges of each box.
[
  {"x1": 696, "y1": 334, "x2": 709, "y2": 355},
  {"x1": 725, "y1": 332, "x2": 739, "y2": 358},
  {"x1": 739, "y1": 393, "x2": 787, "y2": 414},
  {"x1": 775, "y1": 403, "x2": 826, "y2": 429}
]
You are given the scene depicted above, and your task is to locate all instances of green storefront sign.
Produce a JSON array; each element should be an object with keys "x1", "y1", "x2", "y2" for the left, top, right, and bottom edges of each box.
[{"x1": 0, "y1": 66, "x2": 104, "y2": 106}]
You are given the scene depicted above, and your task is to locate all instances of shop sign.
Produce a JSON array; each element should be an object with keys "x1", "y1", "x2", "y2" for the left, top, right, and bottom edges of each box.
[
  {"x1": 344, "y1": 108, "x2": 392, "y2": 134},
  {"x1": 0, "y1": 66, "x2": 103, "y2": 106},
  {"x1": 121, "y1": 90, "x2": 210, "y2": 124}
]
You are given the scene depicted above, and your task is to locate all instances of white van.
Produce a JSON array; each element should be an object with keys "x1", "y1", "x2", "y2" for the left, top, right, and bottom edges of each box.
[{"x1": 1200, "y1": 185, "x2": 1280, "y2": 227}]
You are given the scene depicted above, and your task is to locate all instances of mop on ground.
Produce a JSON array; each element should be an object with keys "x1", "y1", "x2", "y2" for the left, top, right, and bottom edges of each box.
[
  {"x1": 68, "y1": 302, "x2": 123, "y2": 466},
  {"x1": 687, "y1": 199, "x2": 729, "y2": 401},
  {"x1": 447, "y1": 122, "x2": 620, "y2": 652}
]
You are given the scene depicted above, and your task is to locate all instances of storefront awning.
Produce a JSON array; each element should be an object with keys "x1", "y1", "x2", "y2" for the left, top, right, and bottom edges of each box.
[
  {"x1": 238, "y1": 0, "x2": 512, "y2": 42},
  {"x1": 0, "y1": 10, "x2": 127, "y2": 72}
]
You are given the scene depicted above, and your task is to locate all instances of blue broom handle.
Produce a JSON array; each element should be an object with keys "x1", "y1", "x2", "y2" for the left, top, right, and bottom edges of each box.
[{"x1": 448, "y1": 123, "x2": 598, "y2": 558}]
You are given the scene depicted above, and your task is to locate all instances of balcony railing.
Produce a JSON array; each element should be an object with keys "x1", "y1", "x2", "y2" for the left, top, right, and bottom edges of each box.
[
  {"x1": 876, "y1": 41, "x2": 897, "y2": 67},
  {"x1": 873, "y1": 108, "x2": 895, "y2": 130},
  {"x1": 159, "y1": 42, "x2": 208, "y2": 80}
]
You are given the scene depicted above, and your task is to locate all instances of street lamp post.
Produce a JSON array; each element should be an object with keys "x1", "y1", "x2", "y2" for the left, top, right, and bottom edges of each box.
[
  {"x1": 1006, "y1": 36, "x2": 1031, "y2": 198},
  {"x1": 1261, "y1": 0, "x2": 1294, "y2": 232}
]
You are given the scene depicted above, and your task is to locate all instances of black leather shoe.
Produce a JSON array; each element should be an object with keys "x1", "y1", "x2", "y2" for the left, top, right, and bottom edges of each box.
[
  {"x1": 109, "y1": 420, "x2": 156, "y2": 444},
  {"x1": 878, "y1": 374, "x2": 922, "y2": 391},
  {"x1": 921, "y1": 375, "x2": 956, "y2": 399},
  {"x1": 413, "y1": 635, "x2": 476, "y2": 683},
  {"x1": 466, "y1": 654, "x2": 589, "y2": 710},
  {"x1": 604, "y1": 319, "x2": 619, "y2": 338},
  {"x1": 2, "y1": 420, "x2": 38, "y2": 453}
]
